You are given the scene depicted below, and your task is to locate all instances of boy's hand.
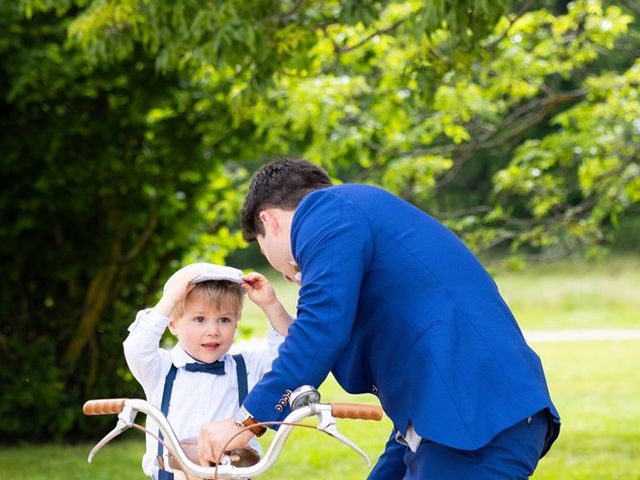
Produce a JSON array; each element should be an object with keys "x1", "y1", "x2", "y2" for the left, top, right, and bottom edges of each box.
[
  {"x1": 152, "y1": 263, "x2": 211, "y2": 318},
  {"x1": 243, "y1": 272, "x2": 292, "y2": 336},
  {"x1": 242, "y1": 272, "x2": 278, "y2": 310}
]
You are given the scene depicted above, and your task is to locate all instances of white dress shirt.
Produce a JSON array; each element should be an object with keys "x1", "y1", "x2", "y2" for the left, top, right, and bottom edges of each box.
[{"x1": 123, "y1": 309, "x2": 284, "y2": 478}]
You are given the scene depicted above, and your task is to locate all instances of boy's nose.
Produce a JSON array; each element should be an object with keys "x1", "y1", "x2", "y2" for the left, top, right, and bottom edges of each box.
[{"x1": 206, "y1": 323, "x2": 220, "y2": 336}]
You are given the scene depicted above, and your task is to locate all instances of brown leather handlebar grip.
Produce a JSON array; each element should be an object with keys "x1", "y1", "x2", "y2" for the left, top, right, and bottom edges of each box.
[
  {"x1": 83, "y1": 398, "x2": 127, "y2": 415},
  {"x1": 330, "y1": 402, "x2": 383, "y2": 421}
]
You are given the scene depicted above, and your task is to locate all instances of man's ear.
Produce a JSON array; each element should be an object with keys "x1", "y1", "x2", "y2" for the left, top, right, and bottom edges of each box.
[{"x1": 259, "y1": 209, "x2": 279, "y2": 235}]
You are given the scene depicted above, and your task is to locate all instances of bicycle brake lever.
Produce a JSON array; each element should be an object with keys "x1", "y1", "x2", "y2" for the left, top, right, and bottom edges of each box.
[
  {"x1": 317, "y1": 410, "x2": 371, "y2": 468},
  {"x1": 88, "y1": 403, "x2": 138, "y2": 463}
]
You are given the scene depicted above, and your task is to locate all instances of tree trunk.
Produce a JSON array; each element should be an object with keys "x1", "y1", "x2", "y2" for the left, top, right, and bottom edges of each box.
[{"x1": 62, "y1": 264, "x2": 121, "y2": 368}]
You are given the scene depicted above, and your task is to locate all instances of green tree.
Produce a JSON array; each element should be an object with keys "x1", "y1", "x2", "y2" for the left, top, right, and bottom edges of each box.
[
  {"x1": 0, "y1": 3, "x2": 245, "y2": 440},
  {"x1": 69, "y1": 0, "x2": 637, "y2": 258},
  {"x1": 3, "y1": 0, "x2": 638, "y2": 442},
  {"x1": 2, "y1": 0, "x2": 509, "y2": 440},
  {"x1": 241, "y1": 0, "x2": 639, "y2": 259}
]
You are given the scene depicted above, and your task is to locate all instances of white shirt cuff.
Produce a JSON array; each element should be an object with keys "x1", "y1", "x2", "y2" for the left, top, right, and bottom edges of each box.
[
  {"x1": 128, "y1": 308, "x2": 169, "y2": 335},
  {"x1": 265, "y1": 322, "x2": 285, "y2": 347}
]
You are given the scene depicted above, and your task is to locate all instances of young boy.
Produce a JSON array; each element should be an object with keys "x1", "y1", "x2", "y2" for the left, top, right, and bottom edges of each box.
[{"x1": 123, "y1": 262, "x2": 291, "y2": 479}]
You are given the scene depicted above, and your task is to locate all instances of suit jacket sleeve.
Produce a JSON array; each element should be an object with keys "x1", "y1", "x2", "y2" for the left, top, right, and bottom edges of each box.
[{"x1": 242, "y1": 190, "x2": 373, "y2": 422}]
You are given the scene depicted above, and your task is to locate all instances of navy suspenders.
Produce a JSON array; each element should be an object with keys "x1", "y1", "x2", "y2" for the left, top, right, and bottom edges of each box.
[
  {"x1": 156, "y1": 355, "x2": 248, "y2": 479},
  {"x1": 157, "y1": 365, "x2": 178, "y2": 480},
  {"x1": 233, "y1": 353, "x2": 248, "y2": 406}
]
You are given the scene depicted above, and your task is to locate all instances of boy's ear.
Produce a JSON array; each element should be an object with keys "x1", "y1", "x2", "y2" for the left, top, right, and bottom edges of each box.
[{"x1": 168, "y1": 317, "x2": 179, "y2": 335}]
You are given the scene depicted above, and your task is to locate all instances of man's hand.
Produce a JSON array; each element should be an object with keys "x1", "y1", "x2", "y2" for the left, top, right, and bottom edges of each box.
[{"x1": 197, "y1": 419, "x2": 254, "y2": 466}]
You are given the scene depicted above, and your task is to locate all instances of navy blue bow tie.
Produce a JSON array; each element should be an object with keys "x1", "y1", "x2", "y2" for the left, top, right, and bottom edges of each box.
[{"x1": 184, "y1": 360, "x2": 225, "y2": 375}]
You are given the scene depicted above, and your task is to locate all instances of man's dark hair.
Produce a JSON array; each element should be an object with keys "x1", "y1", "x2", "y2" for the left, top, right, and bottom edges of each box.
[{"x1": 241, "y1": 157, "x2": 332, "y2": 241}]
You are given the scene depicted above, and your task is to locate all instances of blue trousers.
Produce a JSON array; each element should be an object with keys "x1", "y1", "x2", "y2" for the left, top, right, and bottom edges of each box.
[{"x1": 369, "y1": 410, "x2": 551, "y2": 479}]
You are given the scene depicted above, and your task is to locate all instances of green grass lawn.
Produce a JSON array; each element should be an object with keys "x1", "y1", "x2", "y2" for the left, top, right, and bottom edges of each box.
[
  {"x1": 3, "y1": 340, "x2": 639, "y2": 479},
  {"x1": 3, "y1": 256, "x2": 639, "y2": 479},
  {"x1": 491, "y1": 255, "x2": 640, "y2": 330},
  {"x1": 530, "y1": 341, "x2": 640, "y2": 480}
]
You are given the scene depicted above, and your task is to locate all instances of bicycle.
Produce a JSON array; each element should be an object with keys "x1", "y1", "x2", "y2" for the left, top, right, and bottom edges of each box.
[{"x1": 83, "y1": 385, "x2": 384, "y2": 479}]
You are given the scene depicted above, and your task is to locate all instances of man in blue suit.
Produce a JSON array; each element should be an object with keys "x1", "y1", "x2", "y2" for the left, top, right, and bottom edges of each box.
[{"x1": 198, "y1": 159, "x2": 560, "y2": 478}]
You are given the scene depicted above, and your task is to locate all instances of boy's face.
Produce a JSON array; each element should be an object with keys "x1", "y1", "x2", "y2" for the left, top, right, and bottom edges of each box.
[{"x1": 169, "y1": 293, "x2": 238, "y2": 364}]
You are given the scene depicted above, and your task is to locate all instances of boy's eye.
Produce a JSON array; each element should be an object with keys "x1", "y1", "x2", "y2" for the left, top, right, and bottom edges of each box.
[
  {"x1": 219, "y1": 317, "x2": 232, "y2": 324},
  {"x1": 193, "y1": 316, "x2": 206, "y2": 324}
]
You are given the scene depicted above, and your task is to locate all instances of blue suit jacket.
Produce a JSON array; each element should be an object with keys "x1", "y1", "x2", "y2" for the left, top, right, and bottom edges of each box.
[{"x1": 243, "y1": 184, "x2": 560, "y2": 453}]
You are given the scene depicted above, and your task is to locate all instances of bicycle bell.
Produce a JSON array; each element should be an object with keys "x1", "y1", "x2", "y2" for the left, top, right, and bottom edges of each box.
[{"x1": 289, "y1": 385, "x2": 321, "y2": 410}]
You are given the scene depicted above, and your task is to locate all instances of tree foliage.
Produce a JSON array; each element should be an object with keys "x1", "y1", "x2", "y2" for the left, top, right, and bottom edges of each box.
[
  {"x1": 61, "y1": 0, "x2": 638, "y2": 258},
  {"x1": 0, "y1": 2, "x2": 246, "y2": 440},
  {"x1": 2, "y1": 0, "x2": 638, "y2": 440},
  {"x1": 241, "y1": 0, "x2": 639, "y2": 260}
]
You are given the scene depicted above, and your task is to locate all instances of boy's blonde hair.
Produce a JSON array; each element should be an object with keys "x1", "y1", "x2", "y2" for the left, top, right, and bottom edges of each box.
[{"x1": 171, "y1": 280, "x2": 244, "y2": 321}]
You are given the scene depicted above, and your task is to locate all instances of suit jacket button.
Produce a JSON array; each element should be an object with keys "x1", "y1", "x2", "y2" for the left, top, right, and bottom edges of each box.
[
  {"x1": 372, "y1": 384, "x2": 378, "y2": 395},
  {"x1": 275, "y1": 404, "x2": 283, "y2": 413}
]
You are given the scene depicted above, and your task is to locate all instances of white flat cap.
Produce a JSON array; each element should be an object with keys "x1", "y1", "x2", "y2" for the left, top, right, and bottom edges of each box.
[{"x1": 189, "y1": 263, "x2": 244, "y2": 284}]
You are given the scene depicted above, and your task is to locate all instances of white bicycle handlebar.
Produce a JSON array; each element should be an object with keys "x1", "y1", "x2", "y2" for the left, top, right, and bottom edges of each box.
[{"x1": 83, "y1": 387, "x2": 383, "y2": 479}]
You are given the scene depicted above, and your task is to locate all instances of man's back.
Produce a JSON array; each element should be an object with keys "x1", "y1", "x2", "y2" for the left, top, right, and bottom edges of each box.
[{"x1": 291, "y1": 184, "x2": 559, "y2": 451}]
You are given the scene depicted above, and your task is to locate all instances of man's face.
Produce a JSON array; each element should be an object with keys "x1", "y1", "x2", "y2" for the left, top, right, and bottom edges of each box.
[
  {"x1": 257, "y1": 231, "x2": 298, "y2": 284},
  {"x1": 169, "y1": 293, "x2": 238, "y2": 363}
]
